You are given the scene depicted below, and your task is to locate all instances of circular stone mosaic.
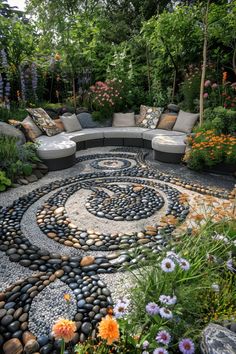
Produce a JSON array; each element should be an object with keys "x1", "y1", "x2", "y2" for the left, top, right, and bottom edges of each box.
[
  {"x1": 0, "y1": 150, "x2": 229, "y2": 353},
  {"x1": 90, "y1": 158, "x2": 132, "y2": 170}
]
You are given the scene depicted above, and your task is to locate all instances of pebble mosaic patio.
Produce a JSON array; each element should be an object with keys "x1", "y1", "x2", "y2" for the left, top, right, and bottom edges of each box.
[{"x1": 0, "y1": 147, "x2": 234, "y2": 354}]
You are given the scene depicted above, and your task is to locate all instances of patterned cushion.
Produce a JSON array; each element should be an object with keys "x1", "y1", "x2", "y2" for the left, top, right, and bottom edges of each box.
[
  {"x1": 21, "y1": 115, "x2": 43, "y2": 141},
  {"x1": 26, "y1": 108, "x2": 60, "y2": 137},
  {"x1": 137, "y1": 105, "x2": 163, "y2": 129},
  {"x1": 156, "y1": 114, "x2": 177, "y2": 130}
]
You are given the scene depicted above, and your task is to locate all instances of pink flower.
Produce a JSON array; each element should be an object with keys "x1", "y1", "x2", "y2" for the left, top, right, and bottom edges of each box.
[
  {"x1": 203, "y1": 92, "x2": 209, "y2": 98},
  {"x1": 211, "y1": 83, "x2": 218, "y2": 89},
  {"x1": 204, "y1": 80, "x2": 211, "y2": 87}
]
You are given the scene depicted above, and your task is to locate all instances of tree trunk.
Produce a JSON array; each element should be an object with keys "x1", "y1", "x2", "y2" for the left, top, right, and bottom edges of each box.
[
  {"x1": 161, "y1": 36, "x2": 178, "y2": 101},
  {"x1": 233, "y1": 45, "x2": 236, "y2": 75},
  {"x1": 199, "y1": 0, "x2": 210, "y2": 126},
  {"x1": 72, "y1": 74, "x2": 76, "y2": 111},
  {"x1": 146, "y1": 44, "x2": 151, "y2": 94}
]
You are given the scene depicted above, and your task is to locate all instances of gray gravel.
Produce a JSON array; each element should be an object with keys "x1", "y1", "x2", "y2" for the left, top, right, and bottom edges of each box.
[
  {"x1": 29, "y1": 279, "x2": 77, "y2": 337},
  {"x1": 0, "y1": 251, "x2": 39, "y2": 292}
]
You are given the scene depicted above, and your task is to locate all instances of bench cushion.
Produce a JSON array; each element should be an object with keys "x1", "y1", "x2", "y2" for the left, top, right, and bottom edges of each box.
[
  {"x1": 36, "y1": 134, "x2": 76, "y2": 159},
  {"x1": 103, "y1": 127, "x2": 148, "y2": 138},
  {"x1": 63, "y1": 129, "x2": 104, "y2": 142},
  {"x1": 152, "y1": 135, "x2": 186, "y2": 154},
  {"x1": 143, "y1": 129, "x2": 185, "y2": 141}
]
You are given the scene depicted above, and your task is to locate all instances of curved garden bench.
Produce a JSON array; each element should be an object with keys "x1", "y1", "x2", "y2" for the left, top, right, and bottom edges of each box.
[{"x1": 36, "y1": 127, "x2": 188, "y2": 170}]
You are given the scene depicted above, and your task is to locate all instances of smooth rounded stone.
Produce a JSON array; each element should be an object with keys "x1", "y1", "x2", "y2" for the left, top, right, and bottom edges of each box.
[
  {"x1": 201, "y1": 323, "x2": 236, "y2": 354},
  {"x1": 3, "y1": 338, "x2": 23, "y2": 354},
  {"x1": 54, "y1": 207, "x2": 65, "y2": 215},
  {"x1": 22, "y1": 331, "x2": 36, "y2": 345},
  {"x1": 37, "y1": 335, "x2": 49, "y2": 347},
  {"x1": 230, "y1": 323, "x2": 236, "y2": 333},
  {"x1": 0, "y1": 309, "x2": 7, "y2": 318},
  {"x1": 39, "y1": 344, "x2": 53, "y2": 354},
  {"x1": 8, "y1": 321, "x2": 20, "y2": 333},
  {"x1": 28, "y1": 279, "x2": 77, "y2": 337},
  {"x1": 12, "y1": 330, "x2": 22, "y2": 339},
  {"x1": 1, "y1": 314, "x2": 13, "y2": 326},
  {"x1": 80, "y1": 256, "x2": 95, "y2": 267},
  {"x1": 24, "y1": 339, "x2": 40, "y2": 354},
  {"x1": 81, "y1": 322, "x2": 92, "y2": 335}
]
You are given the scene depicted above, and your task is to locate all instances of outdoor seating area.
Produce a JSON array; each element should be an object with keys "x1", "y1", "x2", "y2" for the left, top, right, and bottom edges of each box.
[{"x1": 0, "y1": 1, "x2": 236, "y2": 354}]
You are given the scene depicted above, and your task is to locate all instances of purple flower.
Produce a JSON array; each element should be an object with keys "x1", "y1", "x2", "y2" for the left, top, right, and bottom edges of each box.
[
  {"x1": 159, "y1": 295, "x2": 177, "y2": 305},
  {"x1": 143, "y1": 340, "x2": 149, "y2": 349},
  {"x1": 159, "y1": 307, "x2": 173, "y2": 319},
  {"x1": 153, "y1": 348, "x2": 169, "y2": 354},
  {"x1": 5, "y1": 82, "x2": 10, "y2": 97},
  {"x1": 113, "y1": 298, "x2": 129, "y2": 319},
  {"x1": 178, "y1": 258, "x2": 190, "y2": 271},
  {"x1": 19, "y1": 66, "x2": 26, "y2": 101},
  {"x1": 156, "y1": 330, "x2": 171, "y2": 345},
  {"x1": 1, "y1": 49, "x2": 8, "y2": 69},
  {"x1": 203, "y1": 92, "x2": 209, "y2": 98},
  {"x1": 179, "y1": 338, "x2": 195, "y2": 354},
  {"x1": 161, "y1": 258, "x2": 175, "y2": 272},
  {"x1": 226, "y1": 259, "x2": 236, "y2": 272},
  {"x1": 31, "y1": 62, "x2": 38, "y2": 100},
  {"x1": 146, "y1": 302, "x2": 159, "y2": 316},
  {"x1": 142, "y1": 351, "x2": 149, "y2": 354}
]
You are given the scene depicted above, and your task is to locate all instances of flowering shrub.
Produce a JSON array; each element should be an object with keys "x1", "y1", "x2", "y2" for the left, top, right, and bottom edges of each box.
[
  {"x1": 203, "y1": 72, "x2": 236, "y2": 110},
  {"x1": 203, "y1": 106, "x2": 236, "y2": 135},
  {"x1": 89, "y1": 79, "x2": 124, "y2": 121},
  {"x1": 184, "y1": 130, "x2": 236, "y2": 170}
]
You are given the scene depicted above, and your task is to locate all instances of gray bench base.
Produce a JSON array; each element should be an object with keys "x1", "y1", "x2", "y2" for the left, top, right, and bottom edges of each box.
[
  {"x1": 42, "y1": 153, "x2": 76, "y2": 171},
  {"x1": 153, "y1": 150, "x2": 184, "y2": 164}
]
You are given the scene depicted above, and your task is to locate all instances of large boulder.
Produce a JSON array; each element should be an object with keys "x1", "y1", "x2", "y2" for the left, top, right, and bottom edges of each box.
[
  {"x1": 0, "y1": 122, "x2": 26, "y2": 144},
  {"x1": 201, "y1": 323, "x2": 236, "y2": 354}
]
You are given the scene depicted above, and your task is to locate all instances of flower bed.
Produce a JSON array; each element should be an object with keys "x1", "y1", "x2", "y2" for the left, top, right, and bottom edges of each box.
[{"x1": 184, "y1": 130, "x2": 236, "y2": 171}]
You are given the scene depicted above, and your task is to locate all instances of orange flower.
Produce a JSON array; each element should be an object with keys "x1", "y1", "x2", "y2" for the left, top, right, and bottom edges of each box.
[
  {"x1": 223, "y1": 71, "x2": 228, "y2": 82},
  {"x1": 64, "y1": 293, "x2": 71, "y2": 302},
  {"x1": 55, "y1": 52, "x2": 61, "y2": 61},
  {"x1": 52, "y1": 318, "x2": 76, "y2": 343},
  {"x1": 98, "y1": 315, "x2": 119, "y2": 345}
]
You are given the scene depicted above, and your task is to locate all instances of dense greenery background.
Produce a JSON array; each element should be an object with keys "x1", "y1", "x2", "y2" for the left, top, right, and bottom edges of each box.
[{"x1": 0, "y1": 0, "x2": 235, "y2": 110}]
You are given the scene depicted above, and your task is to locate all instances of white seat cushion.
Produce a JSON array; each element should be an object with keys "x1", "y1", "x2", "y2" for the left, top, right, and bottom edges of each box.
[
  {"x1": 36, "y1": 134, "x2": 76, "y2": 159},
  {"x1": 62, "y1": 128, "x2": 104, "y2": 142},
  {"x1": 152, "y1": 135, "x2": 186, "y2": 154},
  {"x1": 103, "y1": 127, "x2": 148, "y2": 138},
  {"x1": 143, "y1": 129, "x2": 186, "y2": 141}
]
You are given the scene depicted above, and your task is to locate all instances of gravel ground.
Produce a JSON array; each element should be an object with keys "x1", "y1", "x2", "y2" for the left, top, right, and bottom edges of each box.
[
  {"x1": 29, "y1": 279, "x2": 77, "y2": 337},
  {"x1": 0, "y1": 251, "x2": 40, "y2": 292}
]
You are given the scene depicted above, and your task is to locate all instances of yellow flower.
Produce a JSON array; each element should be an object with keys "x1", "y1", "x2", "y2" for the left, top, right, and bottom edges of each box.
[
  {"x1": 98, "y1": 315, "x2": 119, "y2": 345},
  {"x1": 64, "y1": 293, "x2": 71, "y2": 302},
  {"x1": 52, "y1": 318, "x2": 76, "y2": 343}
]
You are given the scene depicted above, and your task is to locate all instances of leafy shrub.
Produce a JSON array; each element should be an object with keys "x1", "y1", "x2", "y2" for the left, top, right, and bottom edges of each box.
[
  {"x1": 0, "y1": 135, "x2": 40, "y2": 181},
  {"x1": 0, "y1": 107, "x2": 27, "y2": 122},
  {"x1": 180, "y1": 68, "x2": 201, "y2": 113},
  {"x1": 0, "y1": 171, "x2": 11, "y2": 191},
  {"x1": 184, "y1": 130, "x2": 236, "y2": 170},
  {"x1": 203, "y1": 107, "x2": 236, "y2": 134}
]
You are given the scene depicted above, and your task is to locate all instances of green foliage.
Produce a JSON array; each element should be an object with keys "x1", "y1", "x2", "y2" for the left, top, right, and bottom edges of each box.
[
  {"x1": 0, "y1": 170, "x2": 11, "y2": 192},
  {"x1": 0, "y1": 135, "x2": 40, "y2": 181},
  {"x1": 0, "y1": 107, "x2": 27, "y2": 122},
  {"x1": 180, "y1": 67, "x2": 201, "y2": 112},
  {"x1": 203, "y1": 107, "x2": 236, "y2": 134}
]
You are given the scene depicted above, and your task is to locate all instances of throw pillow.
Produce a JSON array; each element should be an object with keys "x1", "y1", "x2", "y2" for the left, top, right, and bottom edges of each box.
[
  {"x1": 26, "y1": 108, "x2": 60, "y2": 137},
  {"x1": 137, "y1": 105, "x2": 163, "y2": 129},
  {"x1": 156, "y1": 113, "x2": 177, "y2": 130},
  {"x1": 21, "y1": 115, "x2": 43, "y2": 141},
  {"x1": 112, "y1": 112, "x2": 135, "y2": 127},
  {"x1": 77, "y1": 112, "x2": 102, "y2": 128},
  {"x1": 54, "y1": 118, "x2": 65, "y2": 132},
  {"x1": 60, "y1": 113, "x2": 82, "y2": 133},
  {"x1": 172, "y1": 110, "x2": 199, "y2": 134}
]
